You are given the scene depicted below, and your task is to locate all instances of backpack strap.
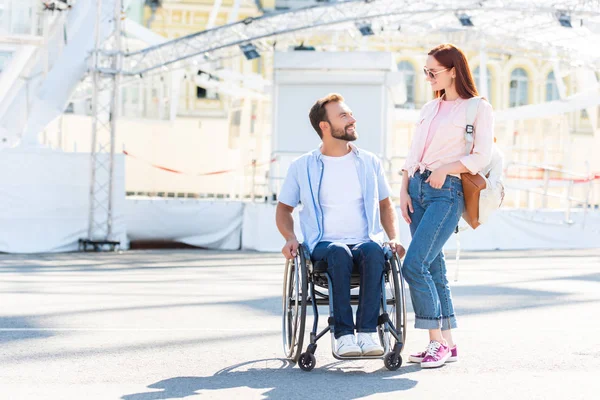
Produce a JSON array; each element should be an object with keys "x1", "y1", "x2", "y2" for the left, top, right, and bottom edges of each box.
[{"x1": 464, "y1": 96, "x2": 482, "y2": 156}]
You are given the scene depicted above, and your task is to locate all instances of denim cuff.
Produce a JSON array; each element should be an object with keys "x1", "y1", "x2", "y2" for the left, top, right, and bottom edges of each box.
[
  {"x1": 441, "y1": 316, "x2": 458, "y2": 331},
  {"x1": 414, "y1": 317, "x2": 442, "y2": 330}
]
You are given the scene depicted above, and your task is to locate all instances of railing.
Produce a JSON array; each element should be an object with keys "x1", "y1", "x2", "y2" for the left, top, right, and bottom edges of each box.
[
  {"x1": 120, "y1": 149, "x2": 599, "y2": 230},
  {"x1": 504, "y1": 161, "x2": 599, "y2": 226}
]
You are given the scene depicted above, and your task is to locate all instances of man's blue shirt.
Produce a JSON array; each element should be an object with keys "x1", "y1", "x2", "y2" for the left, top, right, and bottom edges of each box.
[{"x1": 278, "y1": 143, "x2": 391, "y2": 254}]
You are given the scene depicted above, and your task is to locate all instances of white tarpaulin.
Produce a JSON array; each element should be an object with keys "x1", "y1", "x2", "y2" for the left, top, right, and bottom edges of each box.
[
  {"x1": 0, "y1": 149, "x2": 126, "y2": 253},
  {"x1": 13, "y1": 0, "x2": 117, "y2": 147},
  {"x1": 241, "y1": 203, "x2": 600, "y2": 253},
  {"x1": 242, "y1": 202, "x2": 303, "y2": 252},
  {"x1": 125, "y1": 198, "x2": 243, "y2": 250}
]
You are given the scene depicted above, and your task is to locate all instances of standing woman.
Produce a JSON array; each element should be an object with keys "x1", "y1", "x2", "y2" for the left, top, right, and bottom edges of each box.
[{"x1": 400, "y1": 44, "x2": 494, "y2": 368}]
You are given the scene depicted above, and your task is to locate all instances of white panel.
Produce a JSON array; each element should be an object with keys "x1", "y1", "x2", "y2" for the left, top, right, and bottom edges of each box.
[
  {"x1": 274, "y1": 51, "x2": 394, "y2": 71},
  {"x1": 274, "y1": 84, "x2": 385, "y2": 155},
  {"x1": 125, "y1": 198, "x2": 243, "y2": 250}
]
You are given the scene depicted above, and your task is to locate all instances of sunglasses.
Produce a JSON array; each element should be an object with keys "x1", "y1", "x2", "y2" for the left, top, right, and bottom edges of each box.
[{"x1": 423, "y1": 67, "x2": 449, "y2": 79}]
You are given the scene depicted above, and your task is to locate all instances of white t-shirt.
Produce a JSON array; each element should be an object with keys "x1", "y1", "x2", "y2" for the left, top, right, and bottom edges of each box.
[{"x1": 319, "y1": 151, "x2": 369, "y2": 244}]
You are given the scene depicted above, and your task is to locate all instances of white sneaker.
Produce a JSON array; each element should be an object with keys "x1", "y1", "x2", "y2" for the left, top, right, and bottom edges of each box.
[
  {"x1": 357, "y1": 332, "x2": 384, "y2": 356},
  {"x1": 336, "y1": 334, "x2": 362, "y2": 357}
]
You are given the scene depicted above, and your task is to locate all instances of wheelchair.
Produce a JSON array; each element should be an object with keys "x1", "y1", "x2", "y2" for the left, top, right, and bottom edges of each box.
[{"x1": 282, "y1": 243, "x2": 407, "y2": 372}]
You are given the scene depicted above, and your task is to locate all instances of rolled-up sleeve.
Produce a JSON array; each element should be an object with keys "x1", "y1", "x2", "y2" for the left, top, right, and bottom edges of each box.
[
  {"x1": 278, "y1": 161, "x2": 300, "y2": 207},
  {"x1": 460, "y1": 100, "x2": 494, "y2": 174},
  {"x1": 376, "y1": 158, "x2": 392, "y2": 201}
]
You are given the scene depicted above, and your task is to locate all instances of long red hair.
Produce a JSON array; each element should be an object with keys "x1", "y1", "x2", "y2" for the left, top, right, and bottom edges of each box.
[{"x1": 428, "y1": 44, "x2": 478, "y2": 99}]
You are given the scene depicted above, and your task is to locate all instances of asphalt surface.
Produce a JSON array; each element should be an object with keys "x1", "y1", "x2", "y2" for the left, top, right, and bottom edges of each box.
[{"x1": 1, "y1": 248, "x2": 599, "y2": 399}]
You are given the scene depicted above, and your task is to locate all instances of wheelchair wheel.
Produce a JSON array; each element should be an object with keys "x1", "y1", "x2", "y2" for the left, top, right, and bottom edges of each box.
[
  {"x1": 298, "y1": 352, "x2": 316, "y2": 372},
  {"x1": 384, "y1": 352, "x2": 403, "y2": 371},
  {"x1": 384, "y1": 254, "x2": 408, "y2": 350},
  {"x1": 282, "y1": 247, "x2": 308, "y2": 363}
]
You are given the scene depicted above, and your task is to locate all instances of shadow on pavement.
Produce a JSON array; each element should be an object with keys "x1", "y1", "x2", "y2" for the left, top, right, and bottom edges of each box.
[{"x1": 121, "y1": 358, "x2": 419, "y2": 400}]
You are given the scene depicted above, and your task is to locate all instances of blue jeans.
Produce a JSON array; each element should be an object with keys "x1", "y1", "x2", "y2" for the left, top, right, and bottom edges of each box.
[
  {"x1": 403, "y1": 170, "x2": 464, "y2": 330},
  {"x1": 311, "y1": 241, "x2": 385, "y2": 339}
]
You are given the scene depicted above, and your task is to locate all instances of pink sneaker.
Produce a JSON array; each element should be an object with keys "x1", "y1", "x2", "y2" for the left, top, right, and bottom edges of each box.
[
  {"x1": 409, "y1": 344, "x2": 458, "y2": 363},
  {"x1": 420, "y1": 341, "x2": 451, "y2": 368}
]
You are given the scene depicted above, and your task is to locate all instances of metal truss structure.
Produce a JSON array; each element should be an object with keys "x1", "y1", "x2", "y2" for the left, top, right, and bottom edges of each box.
[
  {"x1": 121, "y1": 0, "x2": 600, "y2": 76},
  {"x1": 84, "y1": 0, "x2": 600, "y2": 248},
  {"x1": 86, "y1": 0, "x2": 122, "y2": 247}
]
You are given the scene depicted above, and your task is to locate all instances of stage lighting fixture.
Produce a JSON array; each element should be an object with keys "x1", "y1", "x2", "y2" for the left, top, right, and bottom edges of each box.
[
  {"x1": 356, "y1": 22, "x2": 374, "y2": 36},
  {"x1": 294, "y1": 43, "x2": 316, "y2": 51},
  {"x1": 457, "y1": 13, "x2": 474, "y2": 27},
  {"x1": 556, "y1": 12, "x2": 572, "y2": 28},
  {"x1": 240, "y1": 43, "x2": 260, "y2": 60}
]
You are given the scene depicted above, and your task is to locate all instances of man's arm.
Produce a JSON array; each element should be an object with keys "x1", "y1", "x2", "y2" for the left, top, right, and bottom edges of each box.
[
  {"x1": 276, "y1": 202, "x2": 299, "y2": 259},
  {"x1": 380, "y1": 197, "x2": 398, "y2": 240},
  {"x1": 380, "y1": 197, "x2": 406, "y2": 258}
]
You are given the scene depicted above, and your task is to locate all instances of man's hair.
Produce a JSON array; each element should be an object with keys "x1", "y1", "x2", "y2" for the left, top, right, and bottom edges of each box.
[{"x1": 309, "y1": 93, "x2": 345, "y2": 139}]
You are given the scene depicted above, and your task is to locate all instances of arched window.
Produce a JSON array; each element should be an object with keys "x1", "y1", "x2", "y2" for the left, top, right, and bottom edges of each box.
[
  {"x1": 509, "y1": 68, "x2": 529, "y2": 107},
  {"x1": 473, "y1": 66, "x2": 492, "y2": 102},
  {"x1": 546, "y1": 71, "x2": 560, "y2": 101},
  {"x1": 398, "y1": 61, "x2": 416, "y2": 108}
]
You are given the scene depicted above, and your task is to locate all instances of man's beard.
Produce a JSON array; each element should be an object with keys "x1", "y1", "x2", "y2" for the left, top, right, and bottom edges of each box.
[{"x1": 331, "y1": 124, "x2": 357, "y2": 141}]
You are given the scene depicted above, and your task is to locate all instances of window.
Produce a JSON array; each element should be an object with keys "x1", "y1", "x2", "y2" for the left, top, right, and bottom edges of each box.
[
  {"x1": 581, "y1": 109, "x2": 589, "y2": 120},
  {"x1": 0, "y1": 51, "x2": 12, "y2": 73},
  {"x1": 228, "y1": 99, "x2": 244, "y2": 148},
  {"x1": 509, "y1": 68, "x2": 529, "y2": 107},
  {"x1": 472, "y1": 66, "x2": 492, "y2": 101},
  {"x1": 545, "y1": 71, "x2": 560, "y2": 101},
  {"x1": 397, "y1": 60, "x2": 416, "y2": 108}
]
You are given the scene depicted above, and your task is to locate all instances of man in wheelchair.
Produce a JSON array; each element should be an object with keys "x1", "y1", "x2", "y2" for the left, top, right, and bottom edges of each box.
[{"x1": 276, "y1": 93, "x2": 405, "y2": 357}]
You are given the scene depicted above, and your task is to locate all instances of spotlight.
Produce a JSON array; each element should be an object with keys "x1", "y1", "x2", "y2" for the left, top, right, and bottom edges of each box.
[
  {"x1": 457, "y1": 13, "x2": 474, "y2": 27},
  {"x1": 293, "y1": 43, "x2": 316, "y2": 51},
  {"x1": 556, "y1": 12, "x2": 572, "y2": 28},
  {"x1": 356, "y1": 22, "x2": 374, "y2": 36},
  {"x1": 240, "y1": 43, "x2": 260, "y2": 60}
]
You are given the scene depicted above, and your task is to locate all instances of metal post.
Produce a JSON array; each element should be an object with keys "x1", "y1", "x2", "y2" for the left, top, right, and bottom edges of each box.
[
  {"x1": 583, "y1": 161, "x2": 591, "y2": 229},
  {"x1": 107, "y1": 0, "x2": 122, "y2": 239},
  {"x1": 542, "y1": 168, "x2": 550, "y2": 208},
  {"x1": 86, "y1": 0, "x2": 122, "y2": 247},
  {"x1": 87, "y1": 0, "x2": 102, "y2": 240},
  {"x1": 251, "y1": 159, "x2": 257, "y2": 202},
  {"x1": 565, "y1": 179, "x2": 573, "y2": 224}
]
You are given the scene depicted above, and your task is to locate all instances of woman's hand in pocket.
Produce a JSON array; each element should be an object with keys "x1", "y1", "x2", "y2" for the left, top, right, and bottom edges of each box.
[
  {"x1": 426, "y1": 168, "x2": 448, "y2": 189},
  {"x1": 400, "y1": 190, "x2": 413, "y2": 224}
]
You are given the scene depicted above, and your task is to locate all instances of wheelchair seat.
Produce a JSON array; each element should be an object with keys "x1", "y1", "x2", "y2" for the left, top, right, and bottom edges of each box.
[
  {"x1": 312, "y1": 258, "x2": 392, "y2": 274},
  {"x1": 311, "y1": 258, "x2": 392, "y2": 288}
]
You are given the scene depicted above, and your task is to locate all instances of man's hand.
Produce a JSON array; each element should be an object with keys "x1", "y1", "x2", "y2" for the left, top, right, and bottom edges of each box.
[
  {"x1": 399, "y1": 190, "x2": 413, "y2": 224},
  {"x1": 282, "y1": 238, "x2": 300, "y2": 260},
  {"x1": 387, "y1": 240, "x2": 406, "y2": 258}
]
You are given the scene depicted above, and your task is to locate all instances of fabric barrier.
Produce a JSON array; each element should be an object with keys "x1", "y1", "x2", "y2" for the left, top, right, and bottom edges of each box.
[
  {"x1": 240, "y1": 203, "x2": 600, "y2": 253},
  {"x1": 125, "y1": 198, "x2": 243, "y2": 250},
  {"x1": 0, "y1": 149, "x2": 126, "y2": 253}
]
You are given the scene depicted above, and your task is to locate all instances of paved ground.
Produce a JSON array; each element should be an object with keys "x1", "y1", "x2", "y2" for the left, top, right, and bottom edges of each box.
[{"x1": 1, "y1": 248, "x2": 599, "y2": 399}]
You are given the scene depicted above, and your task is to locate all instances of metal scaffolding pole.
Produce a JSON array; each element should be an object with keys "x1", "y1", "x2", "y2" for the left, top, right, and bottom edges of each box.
[{"x1": 85, "y1": 0, "x2": 122, "y2": 250}]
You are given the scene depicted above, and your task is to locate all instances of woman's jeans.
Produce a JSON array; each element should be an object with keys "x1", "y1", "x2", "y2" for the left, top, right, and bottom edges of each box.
[
  {"x1": 311, "y1": 241, "x2": 385, "y2": 339},
  {"x1": 403, "y1": 170, "x2": 464, "y2": 330}
]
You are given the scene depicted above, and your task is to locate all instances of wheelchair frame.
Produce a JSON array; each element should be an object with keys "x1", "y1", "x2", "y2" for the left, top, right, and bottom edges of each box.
[{"x1": 282, "y1": 243, "x2": 407, "y2": 371}]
